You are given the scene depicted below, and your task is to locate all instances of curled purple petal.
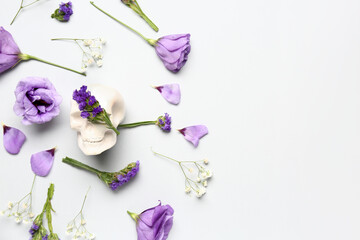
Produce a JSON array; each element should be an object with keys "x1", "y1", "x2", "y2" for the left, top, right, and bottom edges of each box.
[
  {"x1": 30, "y1": 148, "x2": 56, "y2": 177},
  {"x1": 154, "y1": 84, "x2": 181, "y2": 105},
  {"x1": 2, "y1": 124, "x2": 26, "y2": 154},
  {"x1": 178, "y1": 125, "x2": 208, "y2": 147}
]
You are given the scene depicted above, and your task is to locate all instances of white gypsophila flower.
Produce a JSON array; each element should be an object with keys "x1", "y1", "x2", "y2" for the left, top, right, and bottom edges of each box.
[
  {"x1": 84, "y1": 39, "x2": 93, "y2": 46},
  {"x1": 185, "y1": 187, "x2": 191, "y2": 193},
  {"x1": 203, "y1": 181, "x2": 208, "y2": 187},
  {"x1": 8, "y1": 202, "x2": 13, "y2": 209},
  {"x1": 96, "y1": 60, "x2": 103, "y2": 67},
  {"x1": 0, "y1": 211, "x2": 5, "y2": 216},
  {"x1": 81, "y1": 219, "x2": 86, "y2": 225},
  {"x1": 204, "y1": 159, "x2": 209, "y2": 164},
  {"x1": 15, "y1": 217, "x2": 21, "y2": 223},
  {"x1": 29, "y1": 213, "x2": 34, "y2": 218},
  {"x1": 100, "y1": 38, "x2": 106, "y2": 44},
  {"x1": 197, "y1": 177, "x2": 201, "y2": 183},
  {"x1": 88, "y1": 233, "x2": 95, "y2": 239},
  {"x1": 196, "y1": 188, "x2": 207, "y2": 198},
  {"x1": 189, "y1": 168, "x2": 194, "y2": 173}
]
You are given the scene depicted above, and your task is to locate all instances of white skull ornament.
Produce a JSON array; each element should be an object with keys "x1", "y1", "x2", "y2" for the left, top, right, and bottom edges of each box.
[{"x1": 70, "y1": 84, "x2": 125, "y2": 155}]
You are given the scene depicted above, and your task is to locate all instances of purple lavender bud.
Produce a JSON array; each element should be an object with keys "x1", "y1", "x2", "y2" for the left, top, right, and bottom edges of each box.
[
  {"x1": 80, "y1": 111, "x2": 90, "y2": 118},
  {"x1": 92, "y1": 106, "x2": 103, "y2": 116},
  {"x1": 156, "y1": 113, "x2": 171, "y2": 132},
  {"x1": 110, "y1": 161, "x2": 140, "y2": 190},
  {"x1": 78, "y1": 101, "x2": 86, "y2": 111},
  {"x1": 88, "y1": 96, "x2": 96, "y2": 106}
]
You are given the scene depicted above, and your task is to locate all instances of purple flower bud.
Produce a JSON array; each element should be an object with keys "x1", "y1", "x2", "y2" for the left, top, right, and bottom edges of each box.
[
  {"x1": 92, "y1": 106, "x2": 103, "y2": 116},
  {"x1": 128, "y1": 202, "x2": 174, "y2": 240},
  {"x1": 30, "y1": 148, "x2": 56, "y2": 177},
  {"x1": 0, "y1": 27, "x2": 21, "y2": 74},
  {"x1": 2, "y1": 125, "x2": 26, "y2": 154},
  {"x1": 154, "y1": 34, "x2": 191, "y2": 73},
  {"x1": 156, "y1": 113, "x2": 171, "y2": 132},
  {"x1": 88, "y1": 95, "x2": 96, "y2": 106},
  {"x1": 154, "y1": 83, "x2": 181, "y2": 105},
  {"x1": 178, "y1": 125, "x2": 208, "y2": 147},
  {"x1": 78, "y1": 101, "x2": 86, "y2": 110},
  {"x1": 80, "y1": 111, "x2": 90, "y2": 118}
]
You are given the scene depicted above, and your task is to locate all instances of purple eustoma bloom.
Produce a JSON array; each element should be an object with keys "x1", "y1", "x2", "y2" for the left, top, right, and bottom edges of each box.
[
  {"x1": 30, "y1": 148, "x2": 56, "y2": 177},
  {"x1": 154, "y1": 34, "x2": 191, "y2": 73},
  {"x1": 154, "y1": 84, "x2": 181, "y2": 105},
  {"x1": 128, "y1": 202, "x2": 174, "y2": 240},
  {"x1": 2, "y1": 125, "x2": 26, "y2": 154},
  {"x1": 13, "y1": 77, "x2": 62, "y2": 125},
  {"x1": 0, "y1": 27, "x2": 21, "y2": 74},
  {"x1": 178, "y1": 125, "x2": 208, "y2": 147}
]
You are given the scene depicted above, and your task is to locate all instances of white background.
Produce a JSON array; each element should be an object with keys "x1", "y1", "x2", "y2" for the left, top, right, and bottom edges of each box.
[{"x1": 0, "y1": 0, "x2": 360, "y2": 239}]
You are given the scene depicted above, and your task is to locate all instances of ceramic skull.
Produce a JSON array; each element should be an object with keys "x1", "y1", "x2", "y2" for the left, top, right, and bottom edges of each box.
[{"x1": 70, "y1": 84, "x2": 125, "y2": 155}]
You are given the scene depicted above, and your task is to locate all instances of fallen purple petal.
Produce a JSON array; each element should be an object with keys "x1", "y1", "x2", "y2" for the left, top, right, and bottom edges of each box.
[
  {"x1": 154, "y1": 84, "x2": 181, "y2": 105},
  {"x1": 2, "y1": 124, "x2": 26, "y2": 154},
  {"x1": 30, "y1": 148, "x2": 56, "y2": 177},
  {"x1": 178, "y1": 125, "x2": 208, "y2": 147}
]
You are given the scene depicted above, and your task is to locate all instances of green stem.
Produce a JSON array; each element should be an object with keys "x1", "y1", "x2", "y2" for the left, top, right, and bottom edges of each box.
[
  {"x1": 140, "y1": 13, "x2": 159, "y2": 32},
  {"x1": 151, "y1": 148, "x2": 180, "y2": 163},
  {"x1": 20, "y1": 53, "x2": 86, "y2": 76},
  {"x1": 117, "y1": 121, "x2": 156, "y2": 128},
  {"x1": 90, "y1": 1, "x2": 156, "y2": 46},
  {"x1": 11, "y1": 0, "x2": 41, "y2": 25},
  {"x1": 63, "y1": 157, "x2": 102, "y2": 175},
  {"x1": 10, "y1": 0, "x2": 24, "y2": 25},
  {"x1": 51, "y1": 38, "x2": 86, "y2": 41},
  {"x1": 103, "y1": 110, "x2": 120, "y2": 135}
]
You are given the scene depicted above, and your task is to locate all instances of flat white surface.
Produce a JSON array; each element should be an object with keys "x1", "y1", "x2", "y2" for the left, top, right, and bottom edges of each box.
[{"x1": 0, "y1": 0, "x2": 360, "y2": 239}]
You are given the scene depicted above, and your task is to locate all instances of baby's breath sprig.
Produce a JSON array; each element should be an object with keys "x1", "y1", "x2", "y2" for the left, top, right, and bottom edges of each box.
[
  {"x1": 66, "y1": 187, "x2": 95, "y2": 239},
  {"x1": 0, "y1": 175, "x2": 36, "y2": 223},
  {"x1": 151, "y1": 149, "x2": 213, "y2": 198},
  {"x1": 11, "y1": 0, "x2": 43, "y2": 25},
  {"x1": 51, "y1": 38, "x2": 106, "y2": 73}
]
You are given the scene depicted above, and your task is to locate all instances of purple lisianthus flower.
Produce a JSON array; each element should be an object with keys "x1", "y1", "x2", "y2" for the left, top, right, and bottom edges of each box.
[
  {"x1": 13, "y1": 77, "x2": 62, "y2": 125},
  {"x1": 154, "y1": 34, "x2": 191, "y2": 73},
  {"x1": 30, "y1": 148, "x2": 56, "y2": 177},
  {"x1": 178, "y1": 125, "x2": 208, "y2": 147},
  {"x1": 156, "y1": 113, "x2": 171, "y2": 132},
  {"x1": 2, "y1": 124, "x2": 26, "y2": 155},
  {"x1": 0, "y1": 27, "x2": 21, "y2": 74},
  {"x1": 154, "y1": 83, "x2": 181, "y2": 105},
  {"x1": 128, "y1": 202, "x2": 174, "y2": 240}
]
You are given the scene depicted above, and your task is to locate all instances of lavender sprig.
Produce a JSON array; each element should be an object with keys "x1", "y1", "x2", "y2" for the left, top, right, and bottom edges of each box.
[
  {"x1": 117, "y1": 113, "x2": 172, "y2": 132},
  {"x1": 62, "y1": 157, "x2": 140, "y2": 191},
  {"x1": 73, "y1": 85, "x2": 120, "y2": 135}
]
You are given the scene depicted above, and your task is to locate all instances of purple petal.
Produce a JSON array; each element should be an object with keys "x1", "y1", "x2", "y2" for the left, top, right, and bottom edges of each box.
[
  {"x1": 154, "y1": 84, "x2": 181, "y2": 105},
  {"x1": 178, "y1": 125, "x2": 208, "y2": 147},
  {"x1": 0, "y1": 27, "x2": 21, "y2": 55},
  {"x1": 30, "y1": 148, "x2": 56, "y2": 177},
  {"x1": 2, "y1": 125, "x2": 26, "y2": 154}
]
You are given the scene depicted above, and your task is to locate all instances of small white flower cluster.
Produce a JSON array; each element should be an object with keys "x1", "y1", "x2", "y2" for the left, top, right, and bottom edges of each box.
[
  {"x1": 183, "y1": 159, "x2": 213, "y2": 198},
  {"x1": 78, "y1": 38, "x2": 106, "y2": 73},
  {"x1": 0, "y1": 199, "x2": 35, "y2": 224},
  {"x1": 66, "y1": 216, "x2": 95, "y2": 240}
]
